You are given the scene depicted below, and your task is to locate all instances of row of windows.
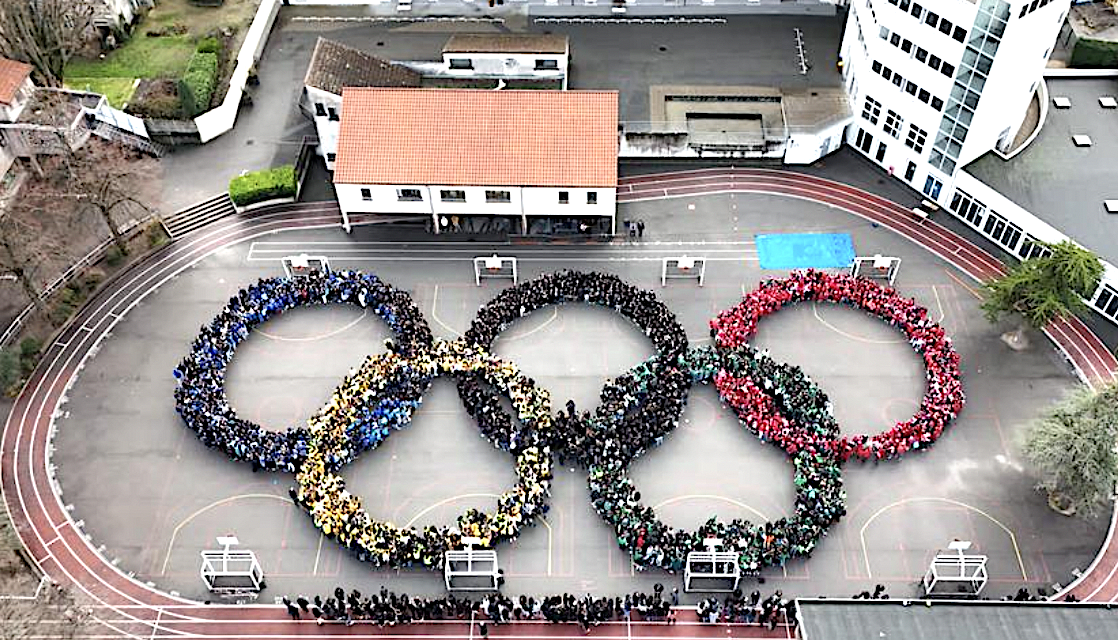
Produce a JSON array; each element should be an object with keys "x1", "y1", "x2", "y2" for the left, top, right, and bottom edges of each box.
[
  {"x1": 883, "y1": 0, "x2": 968, "y2": 43},
  {"x1": 314, "y1": 103, "x2": 339, "y2": 121},
  {"x1": 869, "y1": 60, "x2": 946, "y2": 111},
  {"x1": 359, "y1": 187, "x2": 599, "y2": 205},
  {"x1": 905, "y1": 123, "x2": 927, "y2": 153},
  {"x1": 1018, "y1": 0, "x2": 1054, "y2": 19},
  {"x1": 883, "y1": 108, "x2": 903, "y2": 138},
  {"x1": 878, "y1": 26, "x2": 956, "y2": 78},
  {"x1": 449, "y1": 58, "x2": 560, "y2": 71},
  {"x1": 947, "y1": 188, "x2": 1118, "y2": 325}
]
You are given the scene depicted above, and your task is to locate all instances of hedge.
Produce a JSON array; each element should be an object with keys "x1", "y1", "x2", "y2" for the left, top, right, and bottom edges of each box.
[
  {"x1": 178, "y1": 51, "x2": 219, "y2": 117},
  {"x1": 196, "y1": 37, "x2": 222, "y2": 55},
  {"x1": 1070, "y1": 37, "x2": 1118, "y2": 68},
  {"x1": 229, "y1": 165, "x2": 297, "y2": 207}
]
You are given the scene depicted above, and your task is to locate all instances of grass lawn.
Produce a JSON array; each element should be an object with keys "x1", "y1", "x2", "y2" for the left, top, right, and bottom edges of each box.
[
  {"x1": 66, "y1": 78, "x2": 139, "y2": 108},
  {"x1": 63, "y1": 0, "x2": 258, "y2": 99},
  {"x1": 67, "y1": 35, "x2": 195, "y2": 80}
]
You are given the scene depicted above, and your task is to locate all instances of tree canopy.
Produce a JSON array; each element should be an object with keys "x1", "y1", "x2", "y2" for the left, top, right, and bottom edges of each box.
[
  {"x1": 981, "y1": 240, "x2": 1104, "y2": 330},
  {"x1": 1022, "y1": 383, "x2": 1118, "y2": 519},
  {"x1": 0, "y1": 0, "x2": 95, "y2": 87}
]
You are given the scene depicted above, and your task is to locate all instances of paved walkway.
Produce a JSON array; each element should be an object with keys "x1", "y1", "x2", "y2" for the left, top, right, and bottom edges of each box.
[{"x1": 4, "y1": 170, "x2": 1118, "y2": 639}]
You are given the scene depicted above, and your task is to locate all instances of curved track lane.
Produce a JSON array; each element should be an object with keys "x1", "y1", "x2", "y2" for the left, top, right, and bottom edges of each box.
[{"x1": 3, "y1": 171, "x2": 1117, "y2": 639}]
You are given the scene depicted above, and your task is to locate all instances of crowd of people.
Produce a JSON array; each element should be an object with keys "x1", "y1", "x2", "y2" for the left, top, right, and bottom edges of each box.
[
  {"x1": 710, "y1": 270, "x2": 964, "y2": 462},
  {"x1": 282, "y1": 587, "x2": 792, "y2": 630},
  {"x1": 585, "y1": 345, "x2": 846, "y2": 575},
  {"x1": 293, "y1": 341, "x2": 555, "y2": 569},
  {"x1": 175, "y1": 268, "x2": 961, "y2": 577},
  {"x1": 173, "y1": 271, "x2": 433, "y2": 472}
]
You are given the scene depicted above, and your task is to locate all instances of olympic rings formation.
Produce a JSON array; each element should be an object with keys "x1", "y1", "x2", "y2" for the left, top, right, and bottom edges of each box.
[{"x1": 173, "y1": 269, "x2": 964, "y2": 574}]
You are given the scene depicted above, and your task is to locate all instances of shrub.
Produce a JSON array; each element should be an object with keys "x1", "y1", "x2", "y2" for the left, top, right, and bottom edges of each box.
[
  {"x1": 147, "y1": 222, "x2": 169, "y2": 248},
  {"x1": 106, "y1": 246, "x2": 124, "y2": 267},
  {"x1": 228, "y1": 165, "x2": 297, "y2": 207},
  {"x1": 19, "y1": 337, "x2": 41, "y2": 377},
  {"x1": 125, "y1": 79, "x2": 181, "y2": 119},
  {"x1": 1070, "y1": 37, "x2": 1118, "y2": 68},
  {"x1": 0, "y1": 348, "x2": 18, "y2": 395},
  {"x1": 196, "y1": 37, "x2": 221, "y2": 54},
  {"x1": 178, "y1": 51, "x2": 219, "y2": 117}
]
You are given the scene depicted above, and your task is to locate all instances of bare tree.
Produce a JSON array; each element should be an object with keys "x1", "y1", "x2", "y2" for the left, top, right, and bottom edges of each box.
[
  {"x1": 36, "y1": 139, "x2": 158, "y2": 256},
  {"x1": 0, "y1": 211, "x2": 50, "y2": 315},
  {"x1": 0, "y1": 576, "x2": 98, "y2": 640},
  {"x1": 0, "y1": 0, "x2": 97, "y2": 88}
]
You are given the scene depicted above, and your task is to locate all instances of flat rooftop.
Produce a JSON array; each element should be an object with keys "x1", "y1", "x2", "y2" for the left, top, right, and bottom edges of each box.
[
  {"x1": 797, "y1": 600, "x2": 1118, "y2": 640},
  {"x1": 966, "y1": 77, "x2": 1118, "y2": 265}
]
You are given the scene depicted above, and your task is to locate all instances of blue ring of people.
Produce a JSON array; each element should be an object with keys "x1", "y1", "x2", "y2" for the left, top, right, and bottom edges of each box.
[{"x1": 172, "y1": 269, "x2": 963, "y2": 575}]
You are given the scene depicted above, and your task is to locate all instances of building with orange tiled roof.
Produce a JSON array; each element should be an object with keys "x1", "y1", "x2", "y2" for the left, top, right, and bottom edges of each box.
[{"x1": 333, "y1": 87, "x2": 619, "y2": 236}]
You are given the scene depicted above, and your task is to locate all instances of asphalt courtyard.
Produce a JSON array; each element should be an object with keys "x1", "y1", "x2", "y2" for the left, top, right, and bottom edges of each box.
[{"x1": 48, "y1": 189, "x2": 1106, "y2": 604}]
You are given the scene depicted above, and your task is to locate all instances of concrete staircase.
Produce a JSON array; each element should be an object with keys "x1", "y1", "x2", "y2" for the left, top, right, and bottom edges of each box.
[{"x1": 160, "y1": 193, "x2": 236, "y2": 239}]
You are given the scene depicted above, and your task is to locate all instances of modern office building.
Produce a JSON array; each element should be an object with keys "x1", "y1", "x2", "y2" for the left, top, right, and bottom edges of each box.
[{"x1": 839, "y1": 0, "x2": 1067, "y2": 203}]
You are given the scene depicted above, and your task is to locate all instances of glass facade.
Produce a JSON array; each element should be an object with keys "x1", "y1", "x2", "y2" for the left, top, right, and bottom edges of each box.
[{"x1": 928, "y1": 0, "x2": 1011, "y2": 175}]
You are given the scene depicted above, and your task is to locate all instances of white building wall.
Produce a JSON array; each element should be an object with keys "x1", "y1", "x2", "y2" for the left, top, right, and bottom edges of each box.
[
  {"x1": 336, "y1": 183, "x2": 616, "y2": 233},
  {"x1": 305, "y1": 86, "x2": 342, "y2": 168},
  {"x1": 441, "y1": 51, "x2": 568, "y2": 80},
  {"x1": 785, "y1": 119, "x2": 848, "y2": 165}
]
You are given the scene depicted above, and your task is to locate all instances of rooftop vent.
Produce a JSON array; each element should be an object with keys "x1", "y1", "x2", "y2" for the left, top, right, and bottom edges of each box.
[
  {"x1": 1100, "y1": 96, "x2": 1117, "y2": 109},
  {"x1": 1073, "y1": 134, "x2": 1093, "y2": 147},
  {"x1": 1052, "y1": 96, "x2": 1072, "y2": 109}
]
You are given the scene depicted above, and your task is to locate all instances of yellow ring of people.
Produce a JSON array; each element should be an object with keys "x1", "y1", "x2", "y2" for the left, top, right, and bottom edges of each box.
[{"x1": 294, "y1": 339, "x2": 554, "y2": 569}]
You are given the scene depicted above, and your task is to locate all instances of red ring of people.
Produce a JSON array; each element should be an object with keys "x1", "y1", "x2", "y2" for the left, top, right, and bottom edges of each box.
[{"x1": 710, "y1": 269, "x2": 965, "y2": 462}]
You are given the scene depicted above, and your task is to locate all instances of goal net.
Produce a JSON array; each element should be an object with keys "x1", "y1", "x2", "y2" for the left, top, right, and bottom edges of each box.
[
  {"x1": 921, "y1": 541, "x2": 988, "y2": 598},
  {"x1": 200, "y1": 545, "x2": 265, "y2": 601},
  {"x1": 282, "y1": 254, "x2": 330, "y2": 279},
  {"x1": 662, "y1": 256, "x2": 707, "y2": 287},
  {"x1": 473, "y1": 255, "x2": 518, "y2": 286},
  {"x1": 850, "y1": 254, "x2": 901, "y2": 286}
]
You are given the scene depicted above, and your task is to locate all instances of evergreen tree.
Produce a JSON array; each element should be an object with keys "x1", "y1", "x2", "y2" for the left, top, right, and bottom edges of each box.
[{"x1": 1022, "y1": 384, "x2": 1118, "y2": 518}]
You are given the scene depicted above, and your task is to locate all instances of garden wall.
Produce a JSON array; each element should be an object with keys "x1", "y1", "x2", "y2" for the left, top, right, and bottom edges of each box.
[{"x1": 194, "y1": 0, "x2": 281, "y2": 142}]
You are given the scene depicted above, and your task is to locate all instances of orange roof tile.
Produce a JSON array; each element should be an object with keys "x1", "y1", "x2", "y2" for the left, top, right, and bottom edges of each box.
[
  {"x1": 0, "y1": 57, "x2": 32, "y2": 106},
  {"x1": 334, "y1": 88, "x2": 618, "y2": 188}
]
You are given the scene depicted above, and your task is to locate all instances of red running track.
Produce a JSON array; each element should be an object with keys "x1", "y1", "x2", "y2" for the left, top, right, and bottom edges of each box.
[{"x1": 2, "y1": 170, "x2": 1116, "y2": 640}]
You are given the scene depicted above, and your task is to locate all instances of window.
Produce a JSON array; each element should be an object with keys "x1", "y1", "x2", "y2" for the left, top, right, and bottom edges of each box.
[
  {"x1": 904, "y1": 161, "x2": 917, "y2": 181},
  {"x1": 1018, "y1": 235, "x2": 1052, "y2": 261},
  {"x1": 923, "y1": 175, "x2": 942, "y2": 199},
  {"x1": 910, "y1": 2, "x2": 922, "y2": 19},
  {"x1": 449, "y1": 58, "x2": 473, "y2": 70},
  {"x1": 884, "y1": 110, "x2": 903, "y2": 138},
  {"x1": 905, "y1": 124, "x2": 927, "y2": 153},
  {"x1": 558, "y1": 191, "x2": 569, "y2": 204},
  {"x1": 862, "y1": 96, "x2": 882, "y2": 124},
  {"x1": 918, "y1": 88, "x2": 931, "y2": 104},
  {"x1": 327, "y1": 107, "x2": 339, "y2": 122},
  {"x1": 949, "y1": 189, "x2": 986, "y2": 227},
  {"x1": 905, "y1": 81, "x2": 918, "y2": 96},
  {"x1": 939, "y1": 19, "x2": 953, "y2": 36},
  {"x1": 925, "y1": 11, "x2": 938, "y2": 28},
  {"x1": 929, "y1": 54, "x2": 942, "y2": 70},
  {"x1": 872, "y1": 60, "x2": 883, "y2": 73},
  {"x1": 485, "y1": 190, "x2": 511, "y2": 203},
  {"x1": 892, "y1": 72, "x2": 904, "y2": 88},
  {"x1": 535, "y1": 59, "x2": 559, "y2": 70},
  {"x1": 940, "y1": 62, "x2": 955, "y2": 77},
  {"x1": 953, "y1": 26, "x2": 967, "y2": 43},
  {"x1": 326, "y1": 152, "x2": 336, "y2": 162},
  {"x1": 882, "y1": 67, "x2": 893, "y2": 80},
  {"x1": 856, "y1": 128, "x2": 874, "y2": 153},
  {"x1": 1094, "y1": 285, "x2": 1118, "y2": 320},
  {"x1": 890, "y1": 33, "x2": 901, "y2": 46},
  {"x1": 899, "y1": 0, "x2": 910, "y2": 9},
  {"x1": 440, "y1": 189, "x2": 466, "y2": 202},
  {"x1": 982, "y1": 211, "x2": 1022, "y2": 251},
  {"x1": 314, "y1": 102, "x2": 326, "y2": 117},
  {"x1": 587, "y1": 191, "x2": 598, "y2": 205},
  {"x1": 397, "y1": 188, "x2": 422, "y2": 202},
  {"x1": 915, "y1": 47, "x2": 928, "y2": 62},
  {"x1": 360, "y1": 188, "x2": 372, "y2": 201},
  {"x1": 901, "y1": 39, "x2": 913, "y2": 53},
  {"x1": 880, "y1": 26, "x2": 890, "y2": 39},
  {"x1": 931, "y1": 96, "x2": 944, "y2": 110}
]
